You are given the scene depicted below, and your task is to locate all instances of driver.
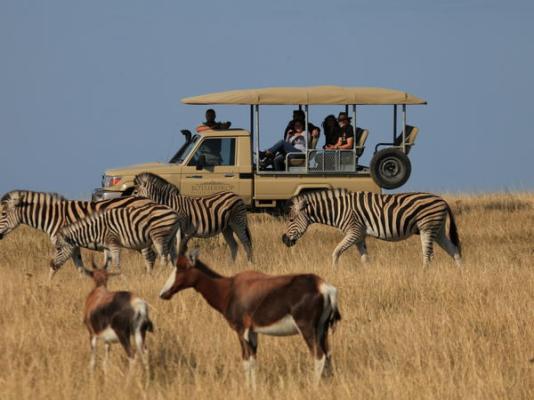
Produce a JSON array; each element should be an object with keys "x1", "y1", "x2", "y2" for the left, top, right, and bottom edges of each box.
[
  {"x1": 196, "y1": 139, "x2": 222, "y2": 166},
  {"x1": 196, "y1": 109, "x2": 232, "y2": 132}
]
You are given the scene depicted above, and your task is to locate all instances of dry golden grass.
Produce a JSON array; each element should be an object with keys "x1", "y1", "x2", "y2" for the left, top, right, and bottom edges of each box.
[{"x1": 0, "y1": 193, "x2": 533, "y2": 399}]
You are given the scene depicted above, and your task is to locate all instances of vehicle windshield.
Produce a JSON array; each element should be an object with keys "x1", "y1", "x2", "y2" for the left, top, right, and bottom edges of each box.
[{"x1": 169, "y1": 134, "x2": 199, "y2": 164}]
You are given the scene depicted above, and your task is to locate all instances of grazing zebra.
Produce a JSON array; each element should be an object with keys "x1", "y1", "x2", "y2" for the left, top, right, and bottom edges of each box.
[
  {"x1": 133, "y1": 172, "x2": 252, "y2": 261},
  {"x1": 51, "y1": 204, "x2": 186, "y2": 273},
  {"x1": 0, "y1": 190, "x2": 160, "y2": 274},
  {"x1": 282, "y1": 189, "x2": 461, "y2": 267}
]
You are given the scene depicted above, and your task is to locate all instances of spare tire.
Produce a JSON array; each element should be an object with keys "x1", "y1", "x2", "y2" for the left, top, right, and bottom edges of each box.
[{"x1": 370, "y1": 148, "x2": 412, "y2": 189}]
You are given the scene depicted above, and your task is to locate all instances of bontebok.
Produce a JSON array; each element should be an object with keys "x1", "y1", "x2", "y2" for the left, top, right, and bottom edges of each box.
[
  {"x1": 159, "y1": 249, "x2": 341, "y2": 389},
  {"x1": 81, "y1": 262, "x2": 153, "y2": 375}
]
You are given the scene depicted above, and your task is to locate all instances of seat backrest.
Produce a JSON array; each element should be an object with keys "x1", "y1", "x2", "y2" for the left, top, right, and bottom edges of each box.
[
  {"x1": 394, "y1": 125, "x2": 419, "y2": 154},
  {"x1": 355, "y1": 128, "x2": 368, "y2": 157},
  {"x1": 308, "y1": 135, "x2": 319, "y2": 150}
]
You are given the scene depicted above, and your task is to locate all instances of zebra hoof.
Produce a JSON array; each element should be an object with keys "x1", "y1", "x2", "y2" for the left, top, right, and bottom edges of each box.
[{"x1": 48, "y1": 268, "x2": 58, "y2": 280}]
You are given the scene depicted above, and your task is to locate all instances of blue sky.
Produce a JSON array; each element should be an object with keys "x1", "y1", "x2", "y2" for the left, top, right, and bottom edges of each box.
[{"x1": 1, "y1": 0, "x2": 533, "y2": 198}]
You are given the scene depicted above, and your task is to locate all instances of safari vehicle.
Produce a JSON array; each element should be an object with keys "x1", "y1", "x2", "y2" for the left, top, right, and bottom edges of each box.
[{"x1": 93, "y1": 86, "x2": 426, "y2": 210}]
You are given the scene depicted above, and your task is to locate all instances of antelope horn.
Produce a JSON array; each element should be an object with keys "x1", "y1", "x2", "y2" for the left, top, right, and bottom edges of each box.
[{"x1": 91, "y1": 255, "x2": 109, "y2": 271}]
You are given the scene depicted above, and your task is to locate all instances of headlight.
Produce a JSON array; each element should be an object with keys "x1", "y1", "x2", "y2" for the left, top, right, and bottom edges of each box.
[{"x1": 102, "y1": 175, "x2": 122, "y2": 188}]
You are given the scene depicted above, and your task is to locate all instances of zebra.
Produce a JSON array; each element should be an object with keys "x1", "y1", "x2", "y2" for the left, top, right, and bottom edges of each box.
[
  {"x1": 281, "y1": 189, "x2": 461, "y2": 267},
  {"x1": 0, "y1": 190, "x2": 164, "y2": 275},
  {"x1": 133, "y1": 172, "x2": 252, "y2": 261},
  {"x1": 51, "y1": 204, "x2": 186, "y2": 273}
]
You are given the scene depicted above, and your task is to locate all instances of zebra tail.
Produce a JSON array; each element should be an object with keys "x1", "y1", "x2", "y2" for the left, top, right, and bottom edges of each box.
[
  {"x1": 245, "y1": 225, "x2": 253, "y2": 246},
  {"x1": 447, "y1": 205, "x2": 461, "y2": 256}
]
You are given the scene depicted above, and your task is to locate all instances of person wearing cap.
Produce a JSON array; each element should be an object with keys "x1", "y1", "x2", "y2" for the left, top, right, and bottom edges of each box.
[
  {"x1": 325, "y1": 112, "x2": 354, "y2": 150},
  {"x1": 196, "y1": 109, "x2": 232, "y2": 133}
]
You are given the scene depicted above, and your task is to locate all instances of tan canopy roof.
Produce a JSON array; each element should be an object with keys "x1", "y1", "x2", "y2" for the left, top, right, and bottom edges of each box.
[{"x1": 182, "y1": 86, "x2": 426, "y2": 105}]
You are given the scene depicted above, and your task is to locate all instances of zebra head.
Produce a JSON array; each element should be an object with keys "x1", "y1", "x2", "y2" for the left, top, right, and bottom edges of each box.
[
  {"x1": 51, "y1": 233, "x2": 75, "y2": 270},
  {"x1": 133, "y1": 172, "x2": 179, "y2": 205},
  {"x1": 282, "y1": 197, "x2": 311, "y2": 247},
  {"x1": 0, "y1": 192, "x2": 23, "y2": 240}
]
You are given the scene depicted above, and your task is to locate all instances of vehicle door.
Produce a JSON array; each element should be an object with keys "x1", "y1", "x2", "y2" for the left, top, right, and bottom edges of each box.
[{"x1": 180, "y1": 137, "x2": 240, "y2": 196}]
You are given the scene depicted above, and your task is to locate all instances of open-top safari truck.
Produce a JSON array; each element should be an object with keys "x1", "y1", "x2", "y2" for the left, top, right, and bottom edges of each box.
[{"x1": 93, "y1": 86, "x2": 426, "y2": 211}]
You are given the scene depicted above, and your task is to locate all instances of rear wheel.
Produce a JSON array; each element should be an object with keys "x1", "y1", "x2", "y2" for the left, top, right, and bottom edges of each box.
[{"x1": 370, "y1": 148, "x2": 411, "y2": 189}]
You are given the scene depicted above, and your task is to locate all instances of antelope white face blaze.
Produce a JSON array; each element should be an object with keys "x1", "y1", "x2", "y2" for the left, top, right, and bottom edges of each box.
[
  {"x1": 160, "y1": 267, "x2": 177, "y2": 297},
  {"x1": 253, "y1": 314, "x2": 300, "y2": 336}
]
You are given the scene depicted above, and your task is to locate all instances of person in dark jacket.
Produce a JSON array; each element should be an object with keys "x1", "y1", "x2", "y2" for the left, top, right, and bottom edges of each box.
[{"x1": 322, "y1": 114, "x2": 339, "y2": 148}]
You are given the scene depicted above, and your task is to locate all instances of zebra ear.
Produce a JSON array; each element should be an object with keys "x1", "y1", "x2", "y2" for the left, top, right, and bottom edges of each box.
[
  {"x1": 7, "y1": 192, "x2": 22, "y2": 208},
  {"x1": 283, "y1": 199, "x2": 293, "y2": 214},
  {"x1": 299, "y1": 198, "x2": 308, "y2": 211}
]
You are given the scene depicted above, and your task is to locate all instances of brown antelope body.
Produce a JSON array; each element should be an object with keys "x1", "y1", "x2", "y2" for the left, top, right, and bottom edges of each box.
[
  {"x1": 159, "y1": 250, "x2": 341, "y2": 388},
  {"x1": 82, "y1": 265, "x2": 153, "y2": 374}
]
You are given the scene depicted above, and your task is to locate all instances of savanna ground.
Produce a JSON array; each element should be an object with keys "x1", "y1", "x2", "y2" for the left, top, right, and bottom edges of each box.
[{"x1": 0, "y1": 193, "x2": 533, "y2": 400}]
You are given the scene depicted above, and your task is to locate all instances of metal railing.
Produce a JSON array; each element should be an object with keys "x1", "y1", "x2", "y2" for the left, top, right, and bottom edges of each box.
[{"x1": 284, "y1": 148, "x2": 365, "y2": 173}]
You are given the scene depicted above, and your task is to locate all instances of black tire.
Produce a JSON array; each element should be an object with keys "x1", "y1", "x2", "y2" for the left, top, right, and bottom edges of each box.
[
  {"x1": 370, "y1": 148, "x2": 412, "y2": 189},
  {"x1": 121, "y1": 187, "x2": 135, "y2": 197}
]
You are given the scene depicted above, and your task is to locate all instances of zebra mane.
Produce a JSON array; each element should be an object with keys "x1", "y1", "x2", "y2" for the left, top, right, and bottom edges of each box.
[
  {"x1": 60, "y1": 208, "x2": 109, "y2": 235},
  {"x1": 296, "y1": 188, "x2": 350, "y2": 204},
  {"x1": 1, "y1": 190, "x2": 67, "y2": 203},
  {"x1": 134, "y1": 172, "x2": 181, "y2": 195}
]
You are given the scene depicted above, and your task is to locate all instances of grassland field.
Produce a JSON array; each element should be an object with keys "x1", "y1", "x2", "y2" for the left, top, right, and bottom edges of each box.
[{"x1": 0, "y1": 193, "x2": 533, "y2": 400}]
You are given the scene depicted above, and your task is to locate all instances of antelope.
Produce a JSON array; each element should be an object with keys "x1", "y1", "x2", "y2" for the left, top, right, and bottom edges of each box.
[
  {"x1": 159, "y1": 250, "x2": 341, "y2": 388},
  {"x1": 79, "y1": 261, "x2": 154, "y2": 375}
]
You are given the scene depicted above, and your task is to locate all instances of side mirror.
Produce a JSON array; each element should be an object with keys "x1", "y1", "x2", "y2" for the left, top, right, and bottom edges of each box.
[
  {"x1": 196, "y1": 155, "x2": 206, "y2": 170},
  {"x1": 180, "y1": 129, "x2": 192, "y2": 143}
]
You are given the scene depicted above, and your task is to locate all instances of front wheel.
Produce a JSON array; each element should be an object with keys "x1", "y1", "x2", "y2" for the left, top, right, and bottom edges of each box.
[{"x1": 370, "y1": 148, "x2": 412, "y2": 189}]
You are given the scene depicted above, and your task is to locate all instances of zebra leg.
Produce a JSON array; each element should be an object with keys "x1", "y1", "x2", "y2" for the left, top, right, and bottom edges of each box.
[
  {"x1": 102, "y1": 249, "x2": 112, "y2": 270},
  {"x1": 72, "y1": 247, "x2": 85, "y2": 274},
  {"x1": 141, "y1": 247, "x2": 157, "y2": 273},
  {"x1": 356, "y1": 240, "x2": 370, "y2": 265},
  {"x1": 419, "y1": 230, "x2": 435, "y2": 267},
  {"x1": 151, "y1": 233, "x2": 175, "y2": 268},
  {"x1": 332, "y1": 231, "x2": 359, "y2": 268},
  {"x1": 151, "y1": 240, "x2": 167, "y2": 268},
  {"x1": 435, "y1": 229, "x2": 462, "y2": 267},
  {"x1": 232, "y1": 224, "x2": 253, "y2": 263},
  {"x1": 167, "y1": 231, "x2": 180, "y2": 266},
  {"x1": 110, "y1": 246, "x2": 121, "y2": 272},
  {"x1": 222, "y1": 227, "x2": 239, "y2": 262}
]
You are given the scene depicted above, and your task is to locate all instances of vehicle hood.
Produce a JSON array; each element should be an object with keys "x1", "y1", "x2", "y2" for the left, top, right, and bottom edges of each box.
[{"x1": 105, "y1": 162, "x2": 178, "y2": 177}]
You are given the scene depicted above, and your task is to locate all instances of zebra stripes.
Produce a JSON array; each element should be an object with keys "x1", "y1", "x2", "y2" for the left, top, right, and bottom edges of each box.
[
  {"x1": 133, "y1": 173, "x2": 252, "y2": 261},
  {"x1": 282, "y1": 189, "x2": 461, "y2": 267},
  {"x1": 0, "y1": 190, "x2": 160, "y2": 273},
  {"x1": 52, "y1": 204, "x2": 185, "y2": 273}
]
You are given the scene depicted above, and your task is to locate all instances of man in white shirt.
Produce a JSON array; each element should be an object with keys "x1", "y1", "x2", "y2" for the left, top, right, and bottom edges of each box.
[{"x1": 260, "y1": 120, "x2": 306, "y2": 170}]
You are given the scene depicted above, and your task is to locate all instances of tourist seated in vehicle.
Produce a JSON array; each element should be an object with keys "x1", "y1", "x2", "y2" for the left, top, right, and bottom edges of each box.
[
  {"x1": 322, "y1": 114, "x2": 340, "y2": 149},
  {"x1": 260, "y1": 120, "x2": 307, "y2": 171},
  {"x1": 324, "y1": 112, "x2": 354, "y2": 150},
  {"x1": 284, "y1": 110, "x2": 320, "y2": 141},
  {"x1": 196, "y1": 109, "x2": 232, "y2": 132}
]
